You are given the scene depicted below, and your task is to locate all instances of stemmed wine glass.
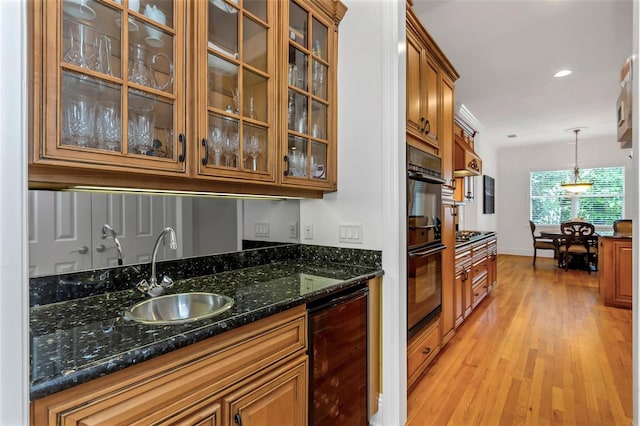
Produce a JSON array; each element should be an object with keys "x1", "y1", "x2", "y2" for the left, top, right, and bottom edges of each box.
[
  {"x1": 209, "y1": 126, "x2": 224, "y2": 166},
  {"x1": 223, "y1": 132, "x2": 239, "y2": 167},
  {"x1": 244, "y1": 135, "x2": 262, "y2": 171}
]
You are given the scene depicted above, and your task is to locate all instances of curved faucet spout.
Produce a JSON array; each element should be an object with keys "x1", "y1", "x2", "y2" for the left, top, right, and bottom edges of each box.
[
  {"x1": 150, "y1": 227, "x2": 178, "y2": 287},
  {"x1": 101, "y1": 224, "x2": 124, "y2": 266}
]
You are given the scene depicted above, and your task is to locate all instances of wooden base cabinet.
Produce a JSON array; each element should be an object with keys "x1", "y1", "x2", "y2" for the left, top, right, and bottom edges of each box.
[
  {"x1": 407, "y1": 318, "x2": 441, "y2": 389},
  {"x1": 454, "y1": 235, "x2": 497, "y2": 328},
  {"x1": 599, "y1": 237, "x2": 632, "y2": 309},
  {"x1": 31, "y1": 307, "x2": 308, "y2": 426}
]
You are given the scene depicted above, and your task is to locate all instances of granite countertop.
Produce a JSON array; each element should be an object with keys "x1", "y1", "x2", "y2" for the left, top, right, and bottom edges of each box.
[
  {"x1": 455, "y1": 231, "x2": 497, "y2": 249},
  {"x1": 30, "y1": 259, "x2": 382, "y2": 400}
]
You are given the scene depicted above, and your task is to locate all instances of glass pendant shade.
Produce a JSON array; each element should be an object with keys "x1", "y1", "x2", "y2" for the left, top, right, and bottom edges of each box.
[{"x1": 561, "y1": 128, "x2": 592, "y2": 193}]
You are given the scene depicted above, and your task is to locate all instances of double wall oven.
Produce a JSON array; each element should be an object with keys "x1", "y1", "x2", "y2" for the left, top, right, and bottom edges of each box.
[{"x1": 407, "y1": 146, "x2": 445, "y2": 339}]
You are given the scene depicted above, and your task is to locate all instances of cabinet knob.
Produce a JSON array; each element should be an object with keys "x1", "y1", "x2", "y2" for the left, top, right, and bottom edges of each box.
[
  {"x1": 95, "y1": 244, "x2": 106, "y2": 253},
  {"x1": 422, "y1": 347, "x2": 431, "y2": 355},
  {"x1": 201, "y1": 138, "x2": 209, "y2": 166}
]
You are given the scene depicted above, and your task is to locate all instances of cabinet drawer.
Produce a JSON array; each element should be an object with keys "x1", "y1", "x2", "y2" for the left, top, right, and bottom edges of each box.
[{"x1": 407, "y1": 319, "x2": 440, "y2": 385}]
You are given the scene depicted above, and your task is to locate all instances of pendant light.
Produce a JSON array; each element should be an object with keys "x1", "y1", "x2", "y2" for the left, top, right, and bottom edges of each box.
[{"x1": 561, "y1": 128, "x2": 592, "y2": 193}]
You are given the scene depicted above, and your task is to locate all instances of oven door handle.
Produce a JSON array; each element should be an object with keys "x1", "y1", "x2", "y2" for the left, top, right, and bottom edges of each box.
[
  {"x1": 408, "y1": 244, "x2": 446, "y2": 258},
  {"x1": 407, "y1": 170, "x2": 446, "y2": 184}
]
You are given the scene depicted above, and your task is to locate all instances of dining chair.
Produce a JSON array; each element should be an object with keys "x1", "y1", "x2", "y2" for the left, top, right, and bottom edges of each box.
[
  {"x1": 529, "y1": 220, "x2": 556, "y2": 266},
  {"x1": 557, "y1": 221, "x2": 596, "y2": 273},
  {"x1": 613, "y1": 219, "x2": 632, "y2": 234}
]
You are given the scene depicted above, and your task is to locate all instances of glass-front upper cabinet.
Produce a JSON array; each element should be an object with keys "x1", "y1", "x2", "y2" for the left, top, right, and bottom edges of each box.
[
  {"x1": 281, "y1": 0, "x2": 345, "y2": 191},
  {"x1": 33, "y1": 0, "x2": 187, "y2": 173},
  {"x1": 197, "y1": 0, "x2": 276, "y2": 183}
]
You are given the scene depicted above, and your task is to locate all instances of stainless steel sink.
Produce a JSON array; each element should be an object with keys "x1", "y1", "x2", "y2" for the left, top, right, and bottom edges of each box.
[{"x1": 123, "y1": 292, "x2": 234, "y2": 325}]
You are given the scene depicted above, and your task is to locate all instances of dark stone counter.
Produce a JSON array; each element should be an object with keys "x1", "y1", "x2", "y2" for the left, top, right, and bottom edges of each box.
[{"x1": 29, "y1": 245, "x2": 383, "y2": 400}]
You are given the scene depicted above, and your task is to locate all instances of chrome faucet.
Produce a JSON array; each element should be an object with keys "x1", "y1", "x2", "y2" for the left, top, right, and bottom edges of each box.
[
  {"x1": 100, "y1": 224, "x2": 124, "y2": 265},
  {"x1": 137, "y1": 227, "x2": 178, "y2": 297}
]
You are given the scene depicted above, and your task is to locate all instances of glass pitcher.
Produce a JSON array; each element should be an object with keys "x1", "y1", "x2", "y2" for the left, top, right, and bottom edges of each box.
[{"x1": 128, "y1": 43, "x2": 173, "y2": 91}]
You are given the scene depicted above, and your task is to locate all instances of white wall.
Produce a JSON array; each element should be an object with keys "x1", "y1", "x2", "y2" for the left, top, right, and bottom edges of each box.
[
  {"x1": 0, "y1": 0, "x2": 29, "y2": 424},
  {"x1": 497, "y1": 137, "x2": 633, "y2": 257},
  {"x1": 298, "y1": 0, "x2": 385, "y2": 250},
  {"x1": 457, "y1": 134, "x2": 499, "y2": 232},
  {"x1": 242, "y1": 199, "x2": 300, "y2": 243}
]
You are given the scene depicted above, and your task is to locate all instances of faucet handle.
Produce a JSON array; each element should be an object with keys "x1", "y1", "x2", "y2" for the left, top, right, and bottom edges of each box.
[
  {"x1": 136, "y1": 279, "x2": 151, "y2": 294},
  {"x1": 160, "y1": 275, "x2": 174, "y2": 289}
]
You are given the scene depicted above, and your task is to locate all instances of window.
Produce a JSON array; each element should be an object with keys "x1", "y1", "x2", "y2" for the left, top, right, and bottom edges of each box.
[{"x1": 530, "y1": 167, "x2": 624, "y2": 226}]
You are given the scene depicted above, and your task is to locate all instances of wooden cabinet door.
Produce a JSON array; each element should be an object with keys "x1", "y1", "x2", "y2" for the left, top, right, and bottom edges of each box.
[
  {"x1": 224, "y1": 357, "x2": 307, "y2": 426},
  {"x1": 613, "y1": 240, "x2": 633, "y2": 305},
  {"x1": 406, "y1": 29, "x2": 423, "y2": 138},
  {"x1": 441, "y1": 203, "x2": 456, "y2": 344},
  {"x1": 454, "y1": 270, "x2": 465, "y2": 328},
  {"x1": 34, "y1": 0, "x2": 187, "y2": 173},
  {"x1": 405, "y1": 20, "x2": 439, "y2": 151},
  {"x1": 280, "y1": 0, "x2": 344, "y2": 191},
  {"x1": 195, "y1": 0, "x2": 277, "y2": 184}
]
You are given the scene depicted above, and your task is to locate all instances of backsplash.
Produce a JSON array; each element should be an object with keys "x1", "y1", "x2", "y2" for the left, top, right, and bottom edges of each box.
[{"x1": 29, "y1": 244, "x2": 382, "y2": 307}]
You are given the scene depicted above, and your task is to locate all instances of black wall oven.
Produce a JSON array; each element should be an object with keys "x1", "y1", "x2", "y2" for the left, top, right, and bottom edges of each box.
[{"x1": 407, "y1": 146, "x2": 445, "y2": 339}]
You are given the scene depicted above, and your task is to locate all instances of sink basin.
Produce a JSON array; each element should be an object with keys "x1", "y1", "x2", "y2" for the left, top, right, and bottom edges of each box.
[{"x1": 123, "y1": 292, "x2": 234, "y2": 325}]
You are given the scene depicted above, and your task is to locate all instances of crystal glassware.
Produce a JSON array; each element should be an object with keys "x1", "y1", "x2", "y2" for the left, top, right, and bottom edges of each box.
[
  {"x1": 209, "y1": 126, "x2": 224, "y2": 165},
  {"x1": 244, "y1": 135, "x2": 262, "y2": 171},
  {"x1": 64, "y1": 93, "x2": 95, "y2": 147},
  {"x1": 96, "y1": 102, "x2": 121, "y2": 151}
]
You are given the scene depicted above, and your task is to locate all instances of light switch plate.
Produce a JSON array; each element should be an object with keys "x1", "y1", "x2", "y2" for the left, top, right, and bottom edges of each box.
[
  {"x1": 289, "y1": 222, "x2": 298, "y2": 239},
  {"x1": 303, "y1": 223, "x2": 313, "y2": 240},
  {"x1": 339, "y1": 224, "x2": 363, "y2": 244},
  {"x1": 254, "y1": 222, "x2": 270, "y2": 237}
]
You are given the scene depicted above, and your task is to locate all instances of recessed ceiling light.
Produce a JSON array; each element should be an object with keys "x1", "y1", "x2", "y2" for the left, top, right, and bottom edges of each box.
[
  {"x1": 507, "y1": 134, "x2": 517, "y2": 138},
  {"x1": 554, "y1": 69, "x2": 572, "y2": 78}
]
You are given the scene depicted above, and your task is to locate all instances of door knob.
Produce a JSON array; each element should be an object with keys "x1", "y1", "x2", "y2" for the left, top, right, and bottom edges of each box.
[{"x1": 70, "y1": 246, "x2": 89, "y2": 255}]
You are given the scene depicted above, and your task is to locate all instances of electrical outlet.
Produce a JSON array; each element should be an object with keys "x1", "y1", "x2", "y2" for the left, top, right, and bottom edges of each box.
[
  {"x1": 339, "y1": 224, "x2": 363, "y2": 244},
  {"x1": 303, "y1": 223, "x2": 313, "y2": 240},
  {"x1": 289, "y1": 222, "x2": 298, "y2": 239},
  {"x1": 254, "y1": 222, "x2": 270, "y2": 238}
]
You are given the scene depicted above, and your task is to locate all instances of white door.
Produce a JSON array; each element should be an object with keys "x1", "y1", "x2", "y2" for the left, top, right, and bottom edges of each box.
[{"x1": 28, "y1": 191, "x2": 93, "y2": 277}]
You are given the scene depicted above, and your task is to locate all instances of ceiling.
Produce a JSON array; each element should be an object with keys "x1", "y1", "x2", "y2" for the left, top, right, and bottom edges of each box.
[{"x1": 411, "y1": 0, "x2": 633, "y2": 150}]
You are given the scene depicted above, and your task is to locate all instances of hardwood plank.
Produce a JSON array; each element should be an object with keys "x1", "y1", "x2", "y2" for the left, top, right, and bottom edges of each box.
[{"x1": 408, "y1": 255, "x2": 632, "y2": 426}]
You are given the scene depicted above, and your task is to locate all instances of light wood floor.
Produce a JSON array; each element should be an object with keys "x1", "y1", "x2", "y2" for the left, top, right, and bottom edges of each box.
[{"x1": 407, "y1": 255, "x2": 632, "y2": 426}]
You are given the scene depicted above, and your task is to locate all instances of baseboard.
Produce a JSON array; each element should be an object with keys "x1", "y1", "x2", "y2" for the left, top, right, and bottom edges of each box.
[{"x1": 369, "y1": 394, "x2": 384, "y2": 426}]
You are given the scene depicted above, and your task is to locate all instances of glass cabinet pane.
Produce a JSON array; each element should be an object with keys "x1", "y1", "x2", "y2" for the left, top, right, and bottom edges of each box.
[
  {"x1": 288, "y1": 46, "x2": 307, "y2": 90},
  {"x1": 208, "y1": 0, "x2": 239, "y2": 58},
  {"x1": 127, "y1": 22, "x2": 175, "y2": 94},
  {"x1": 208, "y1": 53, "x2": 239, "y2": 113},
  {"x1": 289, "y1": 1, "x2": 307, "y2": 47},
  {"x1": 243, "y1": 69, "x2": 267, "y2": 122},
  {"x1": 287, "y1": 136, "x2": 308, "y2": 177},
  {"x1": 244, "y1": 0, "x2": 266, "y2": 21},
  {"x1": 242, "y1": 124, "x2": 268, "y2": 172},
  {"x1": 243, "y1": 16, "x2": 267, "y2": 72},
  {"x1": 62, "y1": 71, "x2": 121, "y2": 150},
  {"x1": 311, "y1": 18, "x2": 327, "y2": 61},
  {"x1": 128, "y1": 89, "x2": 174, "y2": 158},
  {"x1": 311, "y1": 60, "x2": 327, "y2": 99},
  {"x1": 311, "y1": 141, "x2": 327, "y2": 180},
  {"x1": 311, "y1": 100, "x2": 327, "y2": 140},
  {"x1": 288, "y1": 90, "x2": 308, "y2": 134}
]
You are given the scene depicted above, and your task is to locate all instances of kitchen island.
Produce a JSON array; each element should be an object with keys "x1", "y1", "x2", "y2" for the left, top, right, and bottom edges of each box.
[{"x1": 598, "y1": 232, "x2": 632, "y2": 309}]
